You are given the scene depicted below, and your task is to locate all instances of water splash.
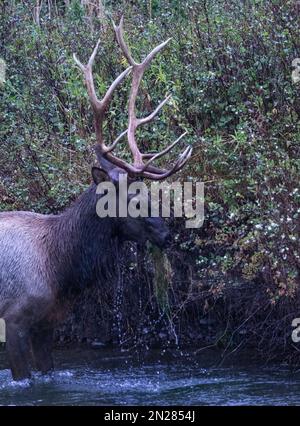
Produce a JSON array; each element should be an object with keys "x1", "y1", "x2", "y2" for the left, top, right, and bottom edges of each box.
[{"x1": 0, "y1": 350, "x2": 300, "y2": 406}]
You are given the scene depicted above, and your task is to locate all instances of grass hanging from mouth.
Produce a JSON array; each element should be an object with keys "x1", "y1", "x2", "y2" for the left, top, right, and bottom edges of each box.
[{"x1": 151, "y1": 245, "x2": 173, "y2": 314}]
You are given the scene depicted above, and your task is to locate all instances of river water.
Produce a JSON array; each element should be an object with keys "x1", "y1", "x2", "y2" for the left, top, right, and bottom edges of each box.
[{"x1": 0, "y1": 348, "x2": 299, "y2": 405}]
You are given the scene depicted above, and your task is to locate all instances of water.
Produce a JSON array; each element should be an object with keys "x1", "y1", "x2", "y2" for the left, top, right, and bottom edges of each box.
[{"x1": 0, "y1": 348, "x2": 300, "y2": 405}]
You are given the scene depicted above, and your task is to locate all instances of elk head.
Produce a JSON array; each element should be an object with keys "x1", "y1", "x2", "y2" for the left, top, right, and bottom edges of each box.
[{"x1": 73, "y1": 17, "x2": 192, "y2": 248}]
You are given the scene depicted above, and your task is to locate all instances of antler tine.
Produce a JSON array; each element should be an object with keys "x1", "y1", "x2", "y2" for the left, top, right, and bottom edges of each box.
[
  {"x1": 138, "y1": 95, "x2": 172, "y2": 126},
  {"x1": 74, "y1": 39, "x2": 131, "y2": 154},
  {"x1": 108, "y1": 94, "x2": 171, "y2": 154},
  {"x1": 102, "y1": 66, "x2": 132, "y2": 111},
  {"x1": 88, "y1": 39, "x2": 101, "y2": 68},
  {"x1": 173, "y1": 145, "x2": 193, "y2": 172},
  {"x1": 106, "y1": 129, "x2": 127, "y2": 153},
  {"x1": 142, "y1": 38, "x2": 172, "y2": 71},
  {"x1": 73, "y1": 39, "x2": 102, "y2": 112},
  {"x1": 73, "y1": 39, "x2": 101, "y2": 71},
  {"x1": 73, "y1": 53, "x2": 85, "y2": 72},
  {"x1": 141, "y1": 132, "x2": 188, "y2": 171},
  {"x1": 112, "y1": 16, "x2": 136, "y2": 66},
  {"x1": 140, "y1": 146, "x2": 193, "y2": 180}
]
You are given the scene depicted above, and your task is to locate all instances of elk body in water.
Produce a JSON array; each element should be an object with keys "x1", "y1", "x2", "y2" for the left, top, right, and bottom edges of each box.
[{"x1": 0, "y1": 18, "x2": 192, "y2": 381}]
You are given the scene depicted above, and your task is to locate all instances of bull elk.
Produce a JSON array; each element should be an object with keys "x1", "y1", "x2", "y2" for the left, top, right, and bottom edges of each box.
[{"x1": 0, "y1": 17, "x2": 192, "y2": 381}]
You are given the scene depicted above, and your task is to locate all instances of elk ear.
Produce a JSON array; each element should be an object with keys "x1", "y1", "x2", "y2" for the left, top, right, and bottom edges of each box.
[{"x1": 91, "y1": 167, "x2": 109, "y2": 185}]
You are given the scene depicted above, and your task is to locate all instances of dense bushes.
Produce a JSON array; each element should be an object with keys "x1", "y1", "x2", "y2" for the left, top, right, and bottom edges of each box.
[{"x1": 0, "y1": 0, "x2": 299, "y2": 361}]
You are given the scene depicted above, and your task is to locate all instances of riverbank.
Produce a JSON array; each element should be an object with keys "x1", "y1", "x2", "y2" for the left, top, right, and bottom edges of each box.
[{"x1": 55, "y1": 238, "x2": 300, "y2": 367}]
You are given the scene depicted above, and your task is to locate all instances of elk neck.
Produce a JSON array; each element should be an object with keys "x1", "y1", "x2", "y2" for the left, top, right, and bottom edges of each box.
[{"x1": 47, "y1": 183, "x2": 119, "y2": 296}]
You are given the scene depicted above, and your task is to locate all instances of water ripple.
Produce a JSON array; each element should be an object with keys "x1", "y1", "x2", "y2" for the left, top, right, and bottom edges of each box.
[{"x1": 0, "y1": 350, "x2": 300, "y2": 405}]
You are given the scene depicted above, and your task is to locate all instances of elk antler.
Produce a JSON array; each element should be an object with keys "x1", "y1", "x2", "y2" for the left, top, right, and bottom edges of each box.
[{"x1": 74, "y1": 17, "x2": 192, "y2": 180}]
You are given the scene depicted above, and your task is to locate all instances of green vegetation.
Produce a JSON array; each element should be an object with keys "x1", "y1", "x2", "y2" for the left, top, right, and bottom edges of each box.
[{"x1": 0, "y1": 0, "x2": 299, "y2": 362}]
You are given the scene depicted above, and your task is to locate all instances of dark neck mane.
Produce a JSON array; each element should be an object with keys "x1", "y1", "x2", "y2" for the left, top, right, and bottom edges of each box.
[{"x1": 49, "y1": 183, "x2": 118, "y2": 294}]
